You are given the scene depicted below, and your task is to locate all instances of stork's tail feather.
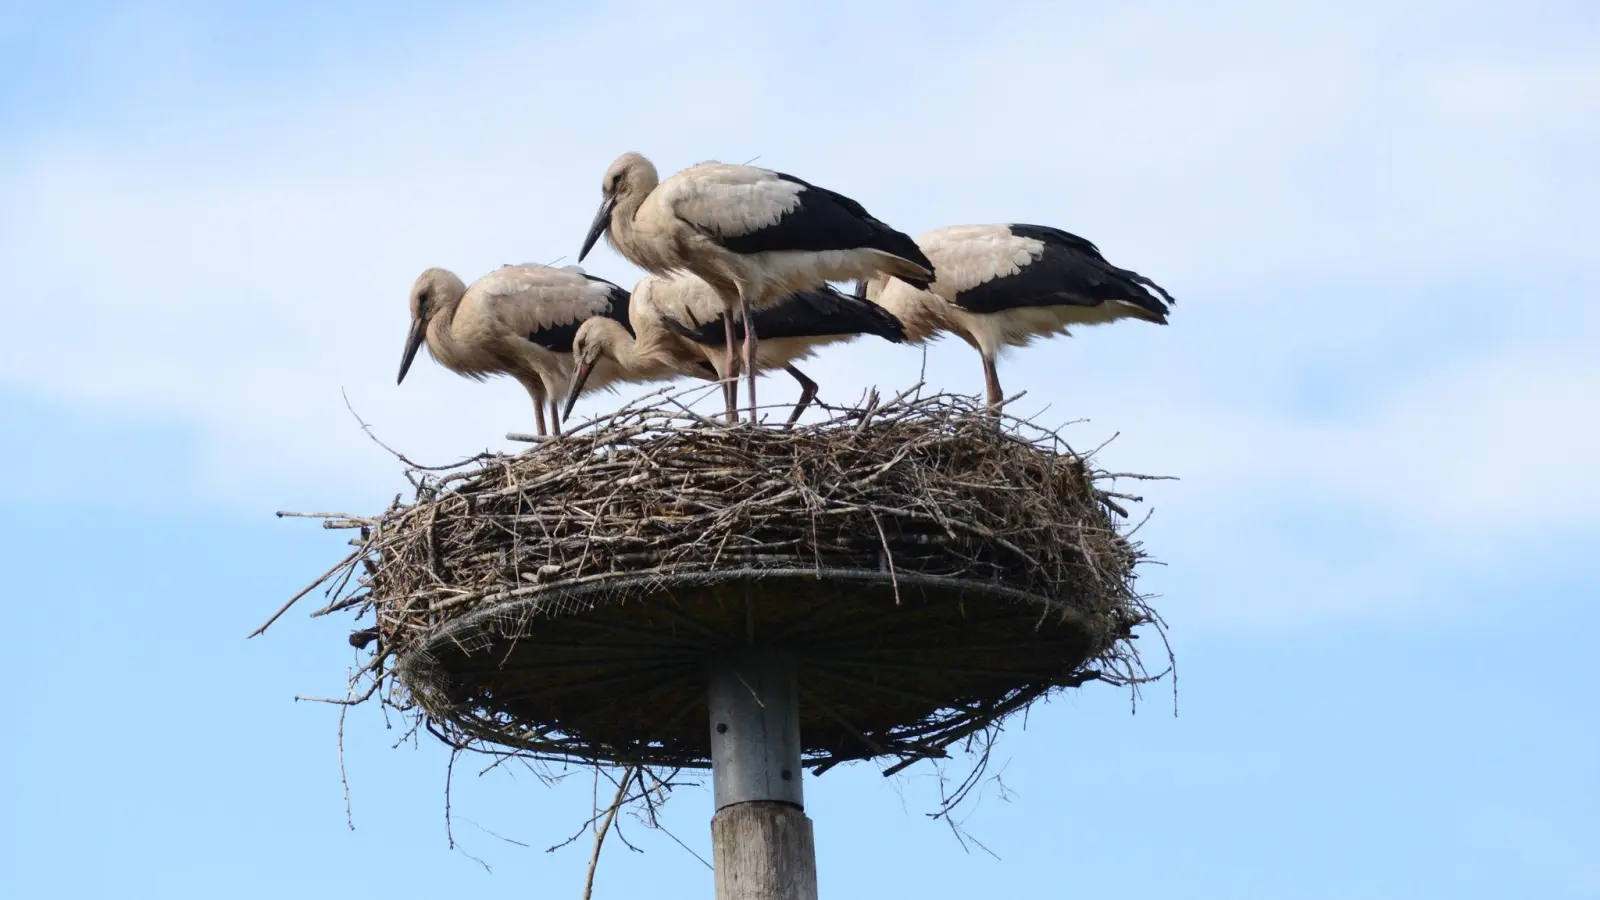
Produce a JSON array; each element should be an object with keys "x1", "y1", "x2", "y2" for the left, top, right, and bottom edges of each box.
[
  {"x1": 1016, "y1": 222, "x2": 1175, "y2": 317},
  {"x1": 666, "y1": 286, "x2": 908, "y2": 345},
  {"x1": 874, "y1": 251, "x2": 936, "y2": 291},
  {"x1": 1110, "y1": 268, "x2": 1176, "y2": 323},
  {"x1": 785, "y1": 174, "x2": 936, "y2": 285},
  {"x1": 854, "y1": 217, "x2": 935, "y2": 289},
  {"x1": 821, "y1": 288, "x2": 908, "y2": 343},
  {"x1": 763, "y1": 286, "x2": 908, "y2": 343},
  {"x1": 1123, "y1": 269, "x2": 1176, "y2": 308}
]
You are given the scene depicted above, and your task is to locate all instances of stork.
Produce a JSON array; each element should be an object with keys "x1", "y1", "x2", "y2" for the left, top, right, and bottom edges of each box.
[
  {"x1": 557, "y1": 275, "x2": 725, "y2": 419},
  {"x1": 560, "y1": 274, "x2": 724, "y2": 419},
  {"x1": 577, "y1": 152, "x2": 934, "y2": 423},
  {"x1": 564, "y1": 272, "x2": 907, "y2": 425},
  {"x1": 396, "y1": 263, "x2": 632, "y2": 436},
  {"x1": 855, "y1": 224, "x2": 1175, "y2": 409}
]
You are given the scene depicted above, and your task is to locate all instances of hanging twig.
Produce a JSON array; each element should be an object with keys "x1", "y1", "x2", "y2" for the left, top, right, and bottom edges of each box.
[{"x1": 582, "y1": 766, "x2": 635, "y2": 900}]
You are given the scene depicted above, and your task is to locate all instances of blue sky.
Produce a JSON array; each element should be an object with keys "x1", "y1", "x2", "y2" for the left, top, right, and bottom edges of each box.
[{"x1": 1, "y1": 1, "x2": 1596, "y2": 897}]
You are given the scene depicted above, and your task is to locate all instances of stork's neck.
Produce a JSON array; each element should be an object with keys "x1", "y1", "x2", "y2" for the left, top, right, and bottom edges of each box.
[
  {"x1": 869, "y1": 278, "x2": 948, "y2": 344},
  {"x1": 609, "y1": 189, "x2": 643, "y2": 254},
  {"x1": 596, "y1": 319, "x2": 685, "y2": 380},
  {"x1": 422, "y1": 293, "x2": 479, "y2": 374},
  {"x1": 608, "y1": 183, "x2": 673, "y2": 276}
]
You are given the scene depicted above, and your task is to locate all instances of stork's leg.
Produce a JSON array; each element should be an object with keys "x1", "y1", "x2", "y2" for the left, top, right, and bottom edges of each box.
[
  {"x1": 740, "y1": 293, "x2": 760, "y2": 423},
  {"x1": 722, "y1": 312, "x2": 740, "y2": 424},
  {"x1": 548, "y1": 399, "x2": 562, "y2": 437},
  {"x1": 982, "y1": 355, "x2": 1003, "y2": 415},
  {"x1": 533, "y1": 399, "x2": 548, "y2": 437},
  {"x1": 782, "y1": 364, "x2": 818, "y2": 428}
]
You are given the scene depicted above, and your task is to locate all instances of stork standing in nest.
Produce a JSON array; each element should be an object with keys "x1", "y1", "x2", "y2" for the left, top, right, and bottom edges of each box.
[
  {"x1": 396, "y1": 263, "x2": 632, "y2": 436},
  {"x1": 564, "y1": 272, "x2": 907, "y2": 425},
  {"x1": 576, "y1": 152, "x2": 934, "y2": 423},
  {"x1": 855, "y1": 224, "x2": 1175, "y2": 410}
]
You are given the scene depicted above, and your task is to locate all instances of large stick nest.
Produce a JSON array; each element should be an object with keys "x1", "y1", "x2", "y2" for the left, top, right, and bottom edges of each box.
[{"x1": 267, "y1": 386, "x2": 1169, "y2": 778}]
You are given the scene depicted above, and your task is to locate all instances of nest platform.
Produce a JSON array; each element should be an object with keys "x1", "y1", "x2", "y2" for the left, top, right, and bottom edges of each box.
[{"x1": 275, "y1": 389, "x2": 1162, "y2": 775}]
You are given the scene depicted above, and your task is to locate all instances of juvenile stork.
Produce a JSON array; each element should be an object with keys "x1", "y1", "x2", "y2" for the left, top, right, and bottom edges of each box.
[
  {"x1": 564, "y1": 273, "x2": 906, "y2": 425},
  {"x1": 396, "y1": 263, "x2": 632, "y2": 436},
  {"x1": 856, "y1": 224, "x2": 1175, "y2": 409},
  {"x1": 577, "y1": 152, "x2": 934, "y2": 423}
]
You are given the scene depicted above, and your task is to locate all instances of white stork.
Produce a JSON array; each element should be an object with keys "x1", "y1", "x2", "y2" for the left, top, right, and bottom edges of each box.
[
  {"x1": 855, "y1": 224, "x2": 1175, "y2": 409},
  {"x1": 564, "y1": 272, "x2": 907, "y2": 425},
  {"x1": 396, "y1": 263, "x2": 632, "y2": 436},
  {"x1": 576, "y1": 152, "x2": 934, "y2": 423}
]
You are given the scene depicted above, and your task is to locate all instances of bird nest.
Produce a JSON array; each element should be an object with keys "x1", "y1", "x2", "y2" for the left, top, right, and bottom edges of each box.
[{"x1": 263, "y1": 386, "x2": 1169, "y2": 778}]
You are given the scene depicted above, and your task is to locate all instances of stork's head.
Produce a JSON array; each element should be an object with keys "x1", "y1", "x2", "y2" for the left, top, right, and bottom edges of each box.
[
  {"x1": 398, "y1": 267, "x2": 466, "y2": 385},
  {"x1": 562, "y1": 317, "x2": 625, "y2": 419},
  {"x1": 579, "y1": 152, "x2": 657, "y2": 262}
]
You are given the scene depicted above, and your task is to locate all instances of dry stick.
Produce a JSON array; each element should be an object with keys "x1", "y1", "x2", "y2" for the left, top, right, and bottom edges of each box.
[
  {"x1": 443, "y1": 750, "x2": 492, "y2": 873},
  {"x1": 341, "y1": 387, "x2": 495, "y2": 472},
  {"x1": 868, "y1": 509, "x2": 901, "y2": 605},
  {"x1": 337, "y1": 691, "x2": 354, "y2": 830},
  {"x1": 275, "y1": 510, "x2": 374, "y2": 522},
  {"x1": 248, "y1": 548, "x2": 359, "y2": 638},
  {"x1": 582, "y1": 765, "x2": 635, "y2": 900},
  {"x1": 463, "y1": 818, "x2": 532, "y2": 848}
]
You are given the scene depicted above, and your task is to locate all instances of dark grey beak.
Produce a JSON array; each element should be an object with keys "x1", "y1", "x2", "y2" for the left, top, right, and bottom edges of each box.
[
  {"x1": 397, "y1": 317, "x2": 426, "y2": 384},
  {"x1": 578, "y1": 196, "x2": 616, "y2": 262},
  {"x1": 562, "y1": 360, "x2": 594, "y2": 420}
]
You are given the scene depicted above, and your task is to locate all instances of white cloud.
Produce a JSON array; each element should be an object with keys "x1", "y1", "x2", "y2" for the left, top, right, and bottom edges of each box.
[{"x1": 1, "y1": 0, "x2": 1595, "y2": 628}]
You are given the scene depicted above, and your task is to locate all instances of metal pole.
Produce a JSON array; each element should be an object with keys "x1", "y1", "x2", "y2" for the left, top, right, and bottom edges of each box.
[{"x1": 707, "y1": 650, "x2": 818, "y2": 900}]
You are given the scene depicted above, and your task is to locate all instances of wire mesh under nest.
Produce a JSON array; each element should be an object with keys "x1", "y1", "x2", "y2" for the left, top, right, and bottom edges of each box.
[{"x1": 261, "y1": 385, "x2": 1170, "y2": 777}]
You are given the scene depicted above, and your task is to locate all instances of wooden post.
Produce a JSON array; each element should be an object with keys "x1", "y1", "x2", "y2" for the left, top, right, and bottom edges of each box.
[{"x1": 707, "y1": 651, "x2": 818, "y2": 900}]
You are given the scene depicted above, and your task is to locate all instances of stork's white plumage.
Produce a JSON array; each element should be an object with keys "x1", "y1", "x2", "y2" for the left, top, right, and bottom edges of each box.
[
  {"x1": 577, "y1": 152, "x2": 934, "y2": 423},
  {"x1": 566, "y1": 272, "x2": 907, "y2": 425},
  {"x1": 396, "y1": 263, "x2": 633, "y2": 436},
  {"x1": 857, "y1": 224, "x2": 1175, "y2": 409}
]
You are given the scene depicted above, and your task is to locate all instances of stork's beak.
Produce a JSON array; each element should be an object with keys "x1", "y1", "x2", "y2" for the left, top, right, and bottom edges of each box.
[
  {"x1": 397, "y1": 317, "x2": 426, "y2": 384},
  {"x1": 563, "y1": 360, "x2": 594, "y2": 420},
  {"x1": 578, "y1": 196, "x2": 616, "y2": 262}
]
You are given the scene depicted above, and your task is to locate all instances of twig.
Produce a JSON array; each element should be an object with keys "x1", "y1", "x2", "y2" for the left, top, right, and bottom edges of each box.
[
  {"x1": 444, "y1": 749, "x2": 491, "y2": 872},
  {"x1": 248, "y1": 549, "x2": 358, "y2": 638},
  {"x1": 342, "y1": 387, "x2": 495, "y2": 472},
  {"x1": 338, "y1": 689, "x2": 353, "y2": 830},
  {"x1": 583, "y1": 766, "x2": 635, "y2": 900}
]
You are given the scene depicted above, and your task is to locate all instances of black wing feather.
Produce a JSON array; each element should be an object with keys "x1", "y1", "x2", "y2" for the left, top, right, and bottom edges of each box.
[
  {"x1": 952, "y1": 224, "x2": 1175, "y2": 319},
  {"x1": 663, "y1": 286, "x2": 906, "y2": 346},
  {"x1": 712, "y1": 173, "x2": 934, "y2": 287},
  {"x1": 525, "y1": 276, "x2": 634, "y2": 353}
]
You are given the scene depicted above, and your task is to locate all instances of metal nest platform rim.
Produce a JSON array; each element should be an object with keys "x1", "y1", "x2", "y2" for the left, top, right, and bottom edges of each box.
[{"x1": 397, "y1": 564, "x2": 1110, "y2": 770}]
